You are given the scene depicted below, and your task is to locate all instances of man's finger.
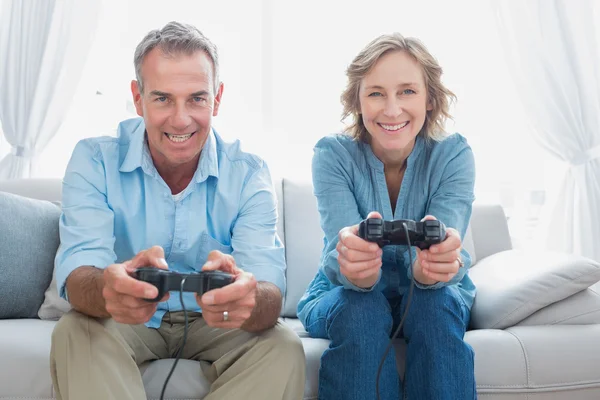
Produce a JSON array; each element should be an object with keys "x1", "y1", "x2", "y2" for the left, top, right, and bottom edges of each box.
[
  {"x1": 202, "y1": 251, "x2": 236, "y2": 273},
  {"x1": 107, "y1": 266, "x2": 158, "y2": 299},
  {"x1": 130, "y1": 246, "x2": 168, "y2": 270},
  {"x1": 200, "y1": 296, "x2": 255, "y2": 316},
  {"x1": 201, "y1": 274, "x2": 255, "y2": 305}
]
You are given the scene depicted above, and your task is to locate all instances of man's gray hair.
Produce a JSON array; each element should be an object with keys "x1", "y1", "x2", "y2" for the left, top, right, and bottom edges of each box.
[{"x1": 134, "y1": 21, "x2": 220, "y2": 94}]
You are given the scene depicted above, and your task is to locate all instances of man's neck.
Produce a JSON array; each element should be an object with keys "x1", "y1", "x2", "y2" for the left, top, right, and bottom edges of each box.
[{"x1": 158, "y1": 163, "x2": 197, "y2": 194}]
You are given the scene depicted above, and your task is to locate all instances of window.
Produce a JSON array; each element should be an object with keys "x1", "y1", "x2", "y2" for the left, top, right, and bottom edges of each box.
[{"x1": 35, "y1": 0, "x2": 563, "y2": 248}]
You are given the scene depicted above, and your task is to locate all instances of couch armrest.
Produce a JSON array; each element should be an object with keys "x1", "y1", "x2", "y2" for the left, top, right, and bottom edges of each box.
[{"x1": 469, "y1": 249, "x2": 600, "y2": 329}]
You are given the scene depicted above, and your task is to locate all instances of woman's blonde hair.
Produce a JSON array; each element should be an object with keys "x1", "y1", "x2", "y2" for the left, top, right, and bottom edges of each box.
[{"x1": 341, "y1": 33, "x2": 456, "y2": 142}]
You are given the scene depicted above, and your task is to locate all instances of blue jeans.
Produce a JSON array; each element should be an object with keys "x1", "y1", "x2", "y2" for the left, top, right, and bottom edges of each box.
[{"x1": 304, "y1": 285, "x2": 476, "y2": 400}]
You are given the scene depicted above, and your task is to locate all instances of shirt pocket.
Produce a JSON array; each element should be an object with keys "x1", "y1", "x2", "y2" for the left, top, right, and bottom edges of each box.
[{"x1": 194, "y1": 231, "x2": 233, "y2": 270}]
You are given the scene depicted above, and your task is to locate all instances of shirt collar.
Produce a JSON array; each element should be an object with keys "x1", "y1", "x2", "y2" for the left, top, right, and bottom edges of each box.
[
  {"x1": 362, "y1": 133, "x2": 425, "y2": 171},
  {"x1": 118, "y1": 117, "x2": 219, "y2": 182},
  {"x1": 118, "y1": 118, "x2": 147, "y2": 173},
  {"x1": 193, "y1": 127, "x2": 219, "y2": 183}
]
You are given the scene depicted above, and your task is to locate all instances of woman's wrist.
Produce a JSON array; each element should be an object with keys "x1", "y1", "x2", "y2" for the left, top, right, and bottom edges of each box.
[{"x1": 412, "y1": 260, "x2": 438, "y2": 286}]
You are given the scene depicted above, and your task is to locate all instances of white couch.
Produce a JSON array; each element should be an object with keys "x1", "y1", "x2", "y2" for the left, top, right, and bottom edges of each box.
[{"x1": 2, "y1": 177, "x2": 600, "y2": 400}]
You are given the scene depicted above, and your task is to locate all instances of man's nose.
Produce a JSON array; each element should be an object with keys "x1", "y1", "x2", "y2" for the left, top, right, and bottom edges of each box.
[{"x1": 171, "y1": 105, "x2": 192, "y2": 130}]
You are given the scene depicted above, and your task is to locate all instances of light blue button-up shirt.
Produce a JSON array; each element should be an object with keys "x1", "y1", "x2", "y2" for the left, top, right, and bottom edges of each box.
[
  {"x1": 55, "y1": 117, "x2": 285, "y2": 328},
  {"x1": 297, "y1": 133, "x2": 476, "y2": 327}
]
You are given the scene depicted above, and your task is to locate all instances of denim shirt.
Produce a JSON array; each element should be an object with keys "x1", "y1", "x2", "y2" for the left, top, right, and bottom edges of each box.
[
  {"x1": 297, "y1": 133, "x2": 477, "y2": 326},
  {"x1": 54, "y1": 117, "x2": 285, "y2": 328}
]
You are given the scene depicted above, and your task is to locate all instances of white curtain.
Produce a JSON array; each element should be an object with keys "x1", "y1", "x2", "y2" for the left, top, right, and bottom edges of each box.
[
  {"x1": 492, "y1": 0, "x2": 600, "y2": 260},
  {"x1": 0, "y1": 0, "x2": 100, "y2": 179}
]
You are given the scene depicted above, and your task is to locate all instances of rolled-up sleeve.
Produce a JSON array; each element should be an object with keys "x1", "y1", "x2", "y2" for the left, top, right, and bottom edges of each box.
[
  {"x1": 312, "y1": 141, "x2": 381, "y2": 292},
  {"x1": 54, "y1": 140, "x2": 116, "y2": 300},
  {"x1": 231, "y1": 162, "x2": 287, "y2": 296},
  {"x1": 405, "y1": 141, "x2": 476, "y2": 289}
]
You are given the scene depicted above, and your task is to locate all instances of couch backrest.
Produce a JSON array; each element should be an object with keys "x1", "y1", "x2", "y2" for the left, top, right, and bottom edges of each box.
[{"x1": 0, "y1": 177, "x2": 513, "y2": 319}]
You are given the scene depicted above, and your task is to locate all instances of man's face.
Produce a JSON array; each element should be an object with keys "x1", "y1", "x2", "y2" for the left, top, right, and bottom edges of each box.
[{"x1": 131, "y1": 48, "x2": 223, "y2": 169}]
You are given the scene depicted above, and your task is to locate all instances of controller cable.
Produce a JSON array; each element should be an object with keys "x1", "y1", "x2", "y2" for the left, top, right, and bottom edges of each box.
[
  {"x1": 376, "y1": 223, "x2": 415, "y2": 400},
  {"x1": 160, "y1": 277, "x2": 189, "y2": 400}
]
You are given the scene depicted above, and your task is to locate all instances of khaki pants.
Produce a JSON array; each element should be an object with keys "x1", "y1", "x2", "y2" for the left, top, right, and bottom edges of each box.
[{"x1": 50, "y1": 310, "x2": 306, "y2": 400}]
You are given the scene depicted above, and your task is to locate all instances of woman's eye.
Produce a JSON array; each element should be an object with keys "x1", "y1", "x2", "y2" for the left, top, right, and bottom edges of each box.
[
  {"x1": 368, "y1": 92, "x2": 383, "y2": 97},
  {"x1": 403, "y1": 89, "x2": 416, "y2": 95}
]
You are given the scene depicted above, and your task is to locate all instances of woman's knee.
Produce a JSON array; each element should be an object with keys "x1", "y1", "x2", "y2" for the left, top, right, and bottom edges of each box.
[
  {"x1": 403, "y1": 286, "x2": 469, "y2": 335},
  {"x1": 328, "y1": 287, "x2": 393, "y2": 334}
]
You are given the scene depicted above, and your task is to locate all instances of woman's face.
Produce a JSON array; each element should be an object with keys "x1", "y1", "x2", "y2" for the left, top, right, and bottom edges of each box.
[{"x1": 359, "y1": 50, "x2": 431, "y2": 157}]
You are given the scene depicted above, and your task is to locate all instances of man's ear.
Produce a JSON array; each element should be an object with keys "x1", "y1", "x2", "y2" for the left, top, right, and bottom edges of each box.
[
  {"x1": 212, "y1": 82, "x2": 224, "y2": 117},
  {"x1": 131, "y1": 80, "x2": 144, "y2": 117}
]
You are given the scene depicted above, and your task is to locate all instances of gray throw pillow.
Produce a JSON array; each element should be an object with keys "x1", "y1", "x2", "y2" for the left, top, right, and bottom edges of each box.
[
  {"x1": 0, "y1": 191, "x2": 61, "y2": 318},
  {"x1": 469, "y1": 249, "x2": 600, "y2": 329}
]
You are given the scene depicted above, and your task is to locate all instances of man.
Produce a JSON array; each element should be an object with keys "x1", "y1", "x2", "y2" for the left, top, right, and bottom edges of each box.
[{"x1": 50, "y1": 21, "x2": 306, "y2": 400}]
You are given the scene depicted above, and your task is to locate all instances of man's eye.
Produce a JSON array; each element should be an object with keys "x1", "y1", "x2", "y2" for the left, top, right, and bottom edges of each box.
[
  {"x1": 156, "y1": 96, "x2": 167, "y2": 102},
  {"x1": 193, "y1": 97, "x2": 207, "y2": 103}
]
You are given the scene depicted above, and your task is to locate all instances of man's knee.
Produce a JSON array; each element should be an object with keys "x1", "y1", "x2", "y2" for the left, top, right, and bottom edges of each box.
[
  {"x1": 52, "y1": 310, "x2": 91, "y2": 343},
  {"x1": 260, "y1": 321, "x2": 304, "y2": 358},
  {"x1": 52, "y1": 310, "x2": 114, "y2": 350}
]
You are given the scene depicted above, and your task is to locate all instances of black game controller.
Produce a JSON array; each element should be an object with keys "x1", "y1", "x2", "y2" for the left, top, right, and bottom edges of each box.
[
  {"x1": 358, "y1": 218, "x2": 446, "y2": 249},
  {"x1": 133, "y1": 268, "x2": 236, "y2": 302}
]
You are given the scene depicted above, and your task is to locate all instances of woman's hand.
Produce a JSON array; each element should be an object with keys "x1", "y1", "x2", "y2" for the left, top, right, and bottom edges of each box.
[
  {"x1": 337, "y1": 211, "x2": 384, "y2": 289},
  {"x1": 414, "y1": 215, "x2": 463, "y2": 285}
]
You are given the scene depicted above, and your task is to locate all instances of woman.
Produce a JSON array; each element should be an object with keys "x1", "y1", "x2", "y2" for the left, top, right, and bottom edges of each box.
[{"x1": 297, "y1": 33, "x2": 477, "y2": 400}]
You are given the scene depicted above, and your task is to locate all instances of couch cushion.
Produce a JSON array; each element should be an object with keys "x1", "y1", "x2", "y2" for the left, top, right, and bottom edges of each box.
[
  {"x1": 469, "y1": 250, "x2": 600, "y2": 329},
  {"x1": 0, "y1": 319, "x2": 56, "y2": 399},
  {"x1": 469, "y1": 325, "x2": 600, "y2": 396},
  {"x1": 0, "y1": 192, "x2": 61, "y2": 318},
  {"x1": 281, "y1": 179, "x2": 323, "y2": 317}
]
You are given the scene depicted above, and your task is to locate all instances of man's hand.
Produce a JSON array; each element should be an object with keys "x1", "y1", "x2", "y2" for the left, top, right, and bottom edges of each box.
[
  {"x1": 102, "y1": 245, "x2": 170, "y2": 324},
  {"x1": 414, "y1": 215, "x2": 463, "y2": 285},
  {"x1": 198, "y1": 250, "x2": 258, "y2": 329},
  {"x1": 337, "y1": 211, "x2": 384, "y2": 289}
]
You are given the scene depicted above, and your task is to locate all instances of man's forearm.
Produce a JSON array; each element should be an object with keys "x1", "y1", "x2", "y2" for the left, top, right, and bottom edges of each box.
[
  {"x1": 65, "y1": 266, "x2": 110, "y2": 318},
  {"x1": 241, "y1": 282, "x2": 282, "y2": 332}
]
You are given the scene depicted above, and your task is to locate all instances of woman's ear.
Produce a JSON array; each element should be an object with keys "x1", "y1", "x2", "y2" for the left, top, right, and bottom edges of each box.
[{"x1": 426, "y1": 97, "x2": 434, "y2": 111}]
